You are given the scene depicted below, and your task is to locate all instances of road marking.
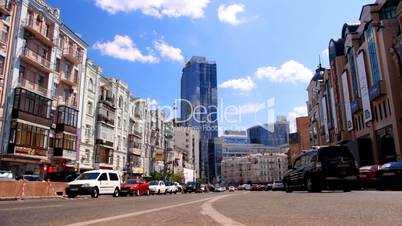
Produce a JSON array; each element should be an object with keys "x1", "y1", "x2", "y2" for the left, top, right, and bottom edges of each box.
[
  {"x1": 65, "y1": 196, "x2": 215, "y2": 226},
  {"x1": 0, "y1": 204, "x2": 63, "y2": 211},
  {"x1": 201, "y1": 195, "x2": 245, "y2": 226}
]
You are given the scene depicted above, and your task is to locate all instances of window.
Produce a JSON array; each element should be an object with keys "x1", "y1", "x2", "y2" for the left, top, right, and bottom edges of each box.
[
  {"x1": 85, "y1": 125, "x2": 91, "y2": 138},
  {"x1": 37, "y1": 74, "x2": 45, "y2": 87},
  {"x1": 13, "y1": 88, "x2": 51, "y2": 119},
  {"x1": 55, "y1": 58, "x2": 61, "y2": 72},
  {"x1": 64, "y1": 63, "x2": 71, "y2": 78},
  {"x1": 347, "y1": 48, "x2": 359, "y2": 98},
  {"x1": 109, "y1": 173, "x2": 119, "y2": 181},
  {"x1": 55, "y1": 133, "x2": 76, "y2": 151},
  {"x1": 87, "y1": 101, "x2": 93, "y2": 115},
  {"x1": 9, "y1": 122, "x2": 49, "y2": 149},
  {"x1": 57, "y1": 106, "x2": 78, "y2": 127},
  {"x1": 379, "y1": 0, "x2": 398, "y2": 20},
  {"x1": 88, "y1": 78, "x2": 94, "y2": 92},
  {"x1": 0, "y1": 56, "x2": 4, "y2": 75},
  {"x1": 119, "y1": 96, "x2": 123, "y2": 108},
  {"x1": 366, "y1": 23, "x2": 381, "y2": 83},
  {"x1": 73, "y1": 69, "x2": 78, "y2": 83},
  {"x1": 52, "y1": 82, "x2": 57, "y2": 97},
  {"x1": 98, "y1": 173, "x2": 108, "y2": 181},
  {"x1": 118, "y1": 117, "x2": 121, "y2": 128}
]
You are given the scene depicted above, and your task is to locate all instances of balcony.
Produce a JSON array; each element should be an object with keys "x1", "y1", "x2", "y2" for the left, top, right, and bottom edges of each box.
[
  {"x1": 23, "y1": 19, "x2": 54, "y2": 47},
  {"x1": 95, "y1": 147, "x2": 113, "y2": 169},
  {"x1": 21, "y1": 47, "x2": 52, "y2": 73},
  {"x1": 56, "y1": 96, "x2": 78, "y2": 108},
  {"x1": 0, "y1": 30, "x2": 8, "y2": 46},
  {"x1": 62, "y1": 47, "x2": 83, "y2": 65},
  {"x1": 97, "y1": 114, "x2": 115, "y2": 127},
  {"x1": 53, "y1": 149, "x2": 76, "y2": 160},
  {"x1": 128, "y1": 147, "x2": 142, "y2": 156},
  {"x1": 99, "y1": 96, "x2": 115, "y2": 108},
  {"x1": 18, "y1": 77, "x2": 48, "y2": 96},
  {"x1": 60, "y1": 71, "x2": 78, "y2": 86},
  {"x1": 0, "y1": 0, "x2": 11, "y2": 16},
  {"x1": 369, "y1": 80, "x2": 386, "y2": 101}
]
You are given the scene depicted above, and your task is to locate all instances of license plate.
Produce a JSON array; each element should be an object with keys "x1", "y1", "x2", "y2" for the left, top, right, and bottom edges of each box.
[
  {"x1": 338, "y1": 164, "x2": 349, "y2": 168},
  {"x1": 383, "y1": 172, "x2": 395, "y2": 176},
  {"x1": 70, "y1": 188, "x2": 78, "y2": 191}
]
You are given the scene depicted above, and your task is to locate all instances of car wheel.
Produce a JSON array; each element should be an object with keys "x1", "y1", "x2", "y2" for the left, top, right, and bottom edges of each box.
[
  {"x1": 157, "y1": 190, "x2": 161, "y2": 195},
  {"x1": 284, "y1": 182, "x2": 293, "y2": 193},
  {"x1": 67, "y1": 194, "x2": 77, "y2": 198},
  {"x1": 113, "y1": 188, "x2": 119, "y2": 197},
  {"x1": 91, "y1": 187, "x2": 99, "y2": 198},
  {"x1": 136, "y1": 190, "x2": 140, "y2": 196},
  {"x1": 306, "y1": 178, "x2": 320, "y2": 193}
]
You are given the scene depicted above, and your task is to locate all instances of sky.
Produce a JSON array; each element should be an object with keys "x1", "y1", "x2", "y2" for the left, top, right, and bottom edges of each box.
[{"x1": 49, "y1": 0, "x2": 373, "y2": 133}]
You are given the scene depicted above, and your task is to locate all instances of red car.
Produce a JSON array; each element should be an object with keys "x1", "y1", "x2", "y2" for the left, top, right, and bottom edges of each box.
[
  {"x1": 358, "y1": 165, "x2": 381, "y2": 189},
  {"x1": 120, "y1": 179, "x2": 150, "y2": 196}
]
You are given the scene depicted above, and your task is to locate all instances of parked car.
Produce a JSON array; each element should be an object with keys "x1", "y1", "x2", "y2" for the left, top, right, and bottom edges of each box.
[
  {"x1": 215, "y1": 186, "x2": 226, "y2": 192},
  {"x1": 272, "y1": 181, "x2": 285, "y2": 191},
  {"x1": 149, "y1": 180, "x2": 166, "y2": 195},
  {"x1": 66, "y1": 170, "x2": 121, "y2": 198},
  {"x1": 228, "y1": 186, "x2": 235, "y2": 192},
  {"x1": 376, "y1": 162, "x2": 402, "y2": 191},
  {"x1": 237, "y1": 184, "x2": 244, "y2": 191},
  {"x1": 358, "y1": 165, "x2": 381, "y2": 189},
  {"x1": 0, "y1": 171, "x2": 15, "y2": 180},
  {"x1": 184, "y1": 181, "x2": 201, "y2": 193},
  {"x1": 120, "y1": 179, "x2": 150, "y2": 196},
  {"x1": 16, "y1": 175, "x2": 42, "y2": 181},
  {"x1": 165, "y1": 181, "x2": 178, "y2": 194},
  {"x1": 265, "y1": 183, "x2": 273, "y2": 191},
  {"x1": 243, "y1": 184, "x2": 251, "y2": 191},
  {"x1": 283, "y1": 146, "x2": 358, "y2": 193}
]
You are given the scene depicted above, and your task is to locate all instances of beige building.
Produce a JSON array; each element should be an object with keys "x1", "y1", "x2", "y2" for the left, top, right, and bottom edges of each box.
[
  {"x1": 221, "y1": 153, "x2": 288, "y2": 185},
  {"x1": 0, "y1": 0, "x2": 87, "y2": 176},
  {"x1": 173, "y1": 126, "x2": 200, "y2": 180},
  {"x1": 308, "y1": 0, "x2": 402, "y2": 167}
]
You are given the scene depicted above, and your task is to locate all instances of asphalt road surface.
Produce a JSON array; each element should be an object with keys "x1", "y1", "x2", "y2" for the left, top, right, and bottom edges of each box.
[{"x1": 1, "y1": 190, "x2": 402, "y2": 226}]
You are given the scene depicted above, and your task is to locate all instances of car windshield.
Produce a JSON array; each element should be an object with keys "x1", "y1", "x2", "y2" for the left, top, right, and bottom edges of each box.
[
  {"x1": 149, "y1": 181, "x2": 158, "y2": 185},
  {"x1": 319, "y1": 146, "x2": 354, "y2": 163},
  {"x1": 124, "y1": 180, "x2": 137, "y2": 184},
  {"x1": 165, "y1": 181, "x2": 172, "y2": 186},
  {"x1": 187, "y1": 182, "x2": 195, "y2": 186},
  {"x1": 76, "y1": 173, "x2": 100, "y2": 180}
]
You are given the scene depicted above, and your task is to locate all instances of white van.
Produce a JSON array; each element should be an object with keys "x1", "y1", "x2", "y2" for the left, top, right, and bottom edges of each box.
[{"x1": 66, "y1": 170, "x2": 121, "y2": 198}]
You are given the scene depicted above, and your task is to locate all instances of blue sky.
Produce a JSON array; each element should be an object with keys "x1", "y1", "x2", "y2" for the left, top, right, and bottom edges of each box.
[{"x1": 49, "y1": 0, "x2": 372, "y2": 132}]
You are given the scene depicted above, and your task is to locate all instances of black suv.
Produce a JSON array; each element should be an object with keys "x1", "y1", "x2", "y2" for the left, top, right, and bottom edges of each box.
[
  {"x1": 184, "y1": 181, "x2": 201, "y2": 193},
  {"x1": 284, "y1": 146, "x2": 358, "y2": 192}
]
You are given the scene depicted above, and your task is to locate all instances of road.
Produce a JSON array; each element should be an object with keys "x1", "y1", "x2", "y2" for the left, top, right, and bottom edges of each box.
[{"x1": 1, "y1": 190, "x2": 402, "y2": 226}]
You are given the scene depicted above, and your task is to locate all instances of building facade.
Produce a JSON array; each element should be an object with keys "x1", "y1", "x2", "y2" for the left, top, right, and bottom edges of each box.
[
  {"x1": 307, "y1": 0, "x2": 402, "y2": 167},
  {"x1": 0, "y1": 0, "x2": 17, "y2": 138},
  {"x1": 288, "y1": 116, "x2": 310, "y2": 164},
  {"x1": 173, "y1": 126, "x2": 200, "y2": 181},
  {"x1": 248, "y1": 116, "x2": 290, "y2": 147},
  {"x1": 0, "y1": 0, "x2": 87, "y2": 176},
  {"x1": 221, "y1": 153, "x2": 288, "y2": 185},
  {"x1": 181, "y1": 56, "x2": 218, "y2": 181}
]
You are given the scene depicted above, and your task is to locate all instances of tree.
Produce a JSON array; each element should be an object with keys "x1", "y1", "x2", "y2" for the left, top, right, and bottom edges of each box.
[{"x1": 170, "y1": 172, "x2": 184, "y2": 183}]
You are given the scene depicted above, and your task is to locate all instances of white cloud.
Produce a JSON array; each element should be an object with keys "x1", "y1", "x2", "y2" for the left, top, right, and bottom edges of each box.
[
  {"x1": 287, "y1": 105, "x2": 308, "y2": 133},
  {"x1": 255, "y1": 60, "x2": 313, "y2": 84},
  {"x1": 93, "y1": 35, "x2": 158, "y2": 63},
  {"x1": 219, "y1": 76, "x2": 256, "y2": 91},
  {"x1": 218, "y1": 3, "x2": 245, "y2": 26},
  {"x1": 154, "y1": 40, "x2": 184, "y2": 63},
  {"x1": 321, "y1": 49, "x2": 329, "y2": 58},
  {"x1": 239, "y1": 103, "x2": 261, "y2": 114},
  {"x1": 95, "y1": 0, "x2": 210, "y2": 19}
]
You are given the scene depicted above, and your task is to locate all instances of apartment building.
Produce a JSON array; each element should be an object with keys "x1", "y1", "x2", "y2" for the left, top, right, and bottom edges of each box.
[
  {"x1": 308, "y1": 0, "x2": 402, "y2": 167},
  {"x1": 221, "y1": 153, "x2": 288, "y2": 185},
  {"x1": 173, "y1": 126, "x2": 200, "y2": 180},
  {"x1": 0, "y1": 0, "x2": 87, "y2": 176},
  {"x1": 127, "y1": 97, "x2": 146, "y2": 176},
  {"x1": 0, "y1": 0, "x2": 17, "y2": 137},
  {"x1": 79, "y1": 59, "x2": 101, "y2": 172}
]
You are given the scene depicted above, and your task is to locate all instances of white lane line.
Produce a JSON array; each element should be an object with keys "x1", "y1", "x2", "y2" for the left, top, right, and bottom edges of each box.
[
  {"x1": 201, "y1": 195, "x2": 245, "y2": 226},
  {"x1": 0, "y1": 204, "x2": 63, "y2": 211},
  {"x1": 65, "y1": 196, "x2": 215, "y2": 226}
]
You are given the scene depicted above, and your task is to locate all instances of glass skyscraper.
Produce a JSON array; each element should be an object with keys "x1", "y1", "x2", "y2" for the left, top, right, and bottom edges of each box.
[
  {"x1": 181, "y1": 56, "x2": 218, "y2": 181},
  {"x1": 248, "y1": 117, "x2": 290, "y2": 147}
]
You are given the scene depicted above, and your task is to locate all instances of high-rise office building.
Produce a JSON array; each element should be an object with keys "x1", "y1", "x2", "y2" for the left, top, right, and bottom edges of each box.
[
  {"x1": 248, "y1": 116, "x2": 290, "y2": 147},
  {"x1": 181, "y1": 56, "x2": 218, "y2": 181}
]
